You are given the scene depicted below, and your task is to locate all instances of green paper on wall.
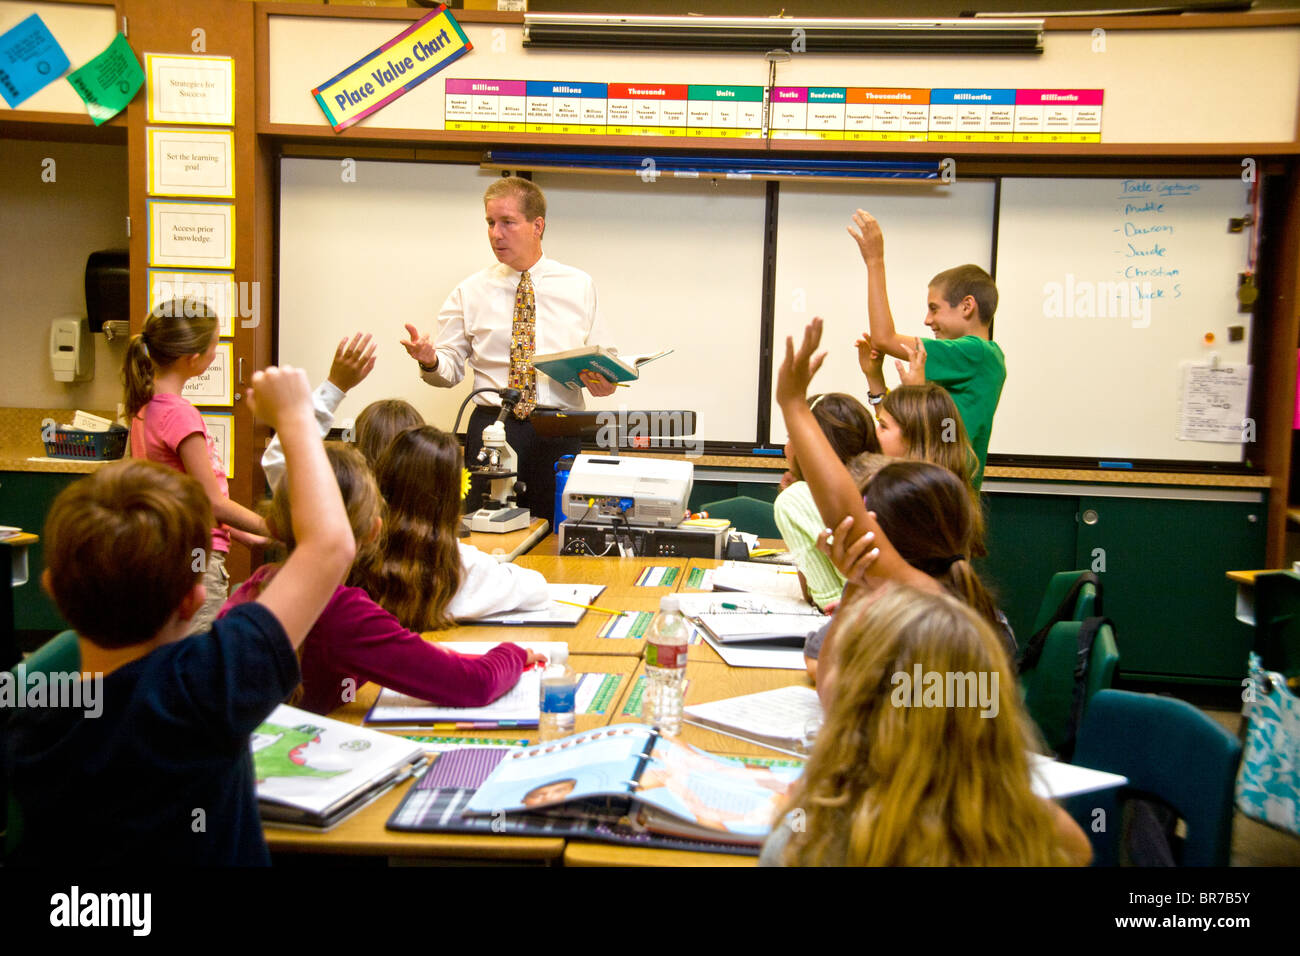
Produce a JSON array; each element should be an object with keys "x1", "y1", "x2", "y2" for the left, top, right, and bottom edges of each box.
[{"x1": 66, "y1": 34, "x2": 143, "y2": 126}]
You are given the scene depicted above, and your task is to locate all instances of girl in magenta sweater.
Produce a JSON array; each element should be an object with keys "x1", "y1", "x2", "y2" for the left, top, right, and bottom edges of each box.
[{"x1": 221, "y1": 442, "x2": 538, "y2": 714}]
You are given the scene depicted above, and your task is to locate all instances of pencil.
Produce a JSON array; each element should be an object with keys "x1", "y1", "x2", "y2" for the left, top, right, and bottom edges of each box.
[{"x1": 554, "y1": 599, "x2": 627, "y2": 615}]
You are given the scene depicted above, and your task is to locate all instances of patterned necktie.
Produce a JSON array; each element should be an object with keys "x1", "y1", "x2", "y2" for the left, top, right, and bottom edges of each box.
[{"x1": 507, "y1": 270, "x2": 537, "y2": 420}]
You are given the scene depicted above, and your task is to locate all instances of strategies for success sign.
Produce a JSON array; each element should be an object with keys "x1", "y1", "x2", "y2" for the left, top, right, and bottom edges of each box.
[{"x1": 312, "y1": 5, "x2": 471, "y2": 132}]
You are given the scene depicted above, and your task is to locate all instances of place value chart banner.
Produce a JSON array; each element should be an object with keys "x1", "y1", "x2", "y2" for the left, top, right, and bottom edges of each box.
[{"x1": 313, "y1": 4, "x2": 471, "y2": 133}]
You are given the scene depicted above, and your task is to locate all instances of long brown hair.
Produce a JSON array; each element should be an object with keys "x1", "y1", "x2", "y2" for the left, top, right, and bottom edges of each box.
[
  {"x1": 266, "y1": 442, "x2": 384, "y2": 571},
  {"x1": 265, "y1": 442, "x2": 385, "y2": 705},
  {"x1": 360, "y1": 426, "x2": 463, "y2": 631},
  {"x1": 880, "y1": 384, "x2": 984, "y2": 552},
  {"x1": 354, "y1": 399, "x2": 425, "y2": 471},
  {"x1": 781, "y1": 586, "x2": 1069, "y2": 866},
  {"x1": 790, "y1": 393, "x2": 879, "y2": 482},
  {"x1": 122, "y1": 298, "x2": 218, "y2": 418},
  {"x1": 865, "y1": 461, "x2": 999, "y2": 632}
]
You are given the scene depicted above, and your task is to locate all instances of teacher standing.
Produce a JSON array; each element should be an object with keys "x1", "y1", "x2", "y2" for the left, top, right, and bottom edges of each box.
[{"x1": 401, "y1": 176, "x2": 617, "y2": 516}]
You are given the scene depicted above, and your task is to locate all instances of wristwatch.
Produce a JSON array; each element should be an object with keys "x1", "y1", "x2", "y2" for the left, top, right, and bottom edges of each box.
[
  {"x1": 418, "y1": 358, "x2": 438, "y2": 373},
  {"x1": 867, "y1": 390, "x2": 886, "y2": 406}
]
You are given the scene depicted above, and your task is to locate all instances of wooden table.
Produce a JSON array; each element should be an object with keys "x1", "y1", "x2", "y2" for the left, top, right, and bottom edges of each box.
[
  {"x1": 464, "y1": 516, "x2": 549, "y2": 562},
  {"x1": 264, "y1": 652, "x2": 640, "y2": 861},
  {"x1": 612, "y1": 659, "x2": 812, "y2": 759},
  {"x1": 267, "y1": 540, "x2": 811, "y2": 865}
]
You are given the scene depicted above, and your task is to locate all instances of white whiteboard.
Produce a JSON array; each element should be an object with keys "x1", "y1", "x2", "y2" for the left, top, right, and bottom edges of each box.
[
  {"x1": 278, "y1": 159, "x2": 496, "y2": 433},
  {"x1": 769, "y1": 180, "x2": 997, "y2": 445},
  {"x1": 278, "y1": 160, "x2": 767, "y2": 442},
  {"x1": 531, "y1": 172, "x2": 767, "y2": 443},
  {"x1": 992, "y1": 177, "x2": 1252, "y2": 463}
]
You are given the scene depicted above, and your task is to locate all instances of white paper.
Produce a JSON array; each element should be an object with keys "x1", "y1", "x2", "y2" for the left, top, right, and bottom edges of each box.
[
  {"x1": 698, "y1": 631, "x2": 809, "y2": 670},
  {"x1": 181, "y1": 342, "x2": 233, "y2": 406},
  {"x1": 459, "y1": 583, "x2": 605, "y2": 625},
  {"x1": 148, "y1": 200, "x2": 234, "y2": 270},
  {"x1": 709, "y1": 561, "x2": 807, "y2": 602},
  {"x1": 366, "y1": 640, "x2": 569, "y2": 724},
  {"x1": 685, "y1": 685, "x2": 822, "y2": 743},
  {"x1": 146, "y1": 53, "x2": 234, "y2": 125},
  {"x1": 147, "y1": 128, "x2": 234, "y2": 198},
  {"x1": 1178, "y1": 363, "x2": 1251, "y2": 443},
  {"x1": 1028, "y1": 753, "x2": 1128, "y2": 799}
]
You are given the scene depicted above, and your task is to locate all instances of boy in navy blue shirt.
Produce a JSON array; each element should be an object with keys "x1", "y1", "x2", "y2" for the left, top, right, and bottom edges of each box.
[{"x1": 2, "y1": 367, "x2": 355, "y2": 865}]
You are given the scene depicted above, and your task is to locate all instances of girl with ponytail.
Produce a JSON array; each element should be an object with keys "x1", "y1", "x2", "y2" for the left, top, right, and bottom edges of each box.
[{"x1": 123, "y1": 299, "x2": 269, "y2": 632}]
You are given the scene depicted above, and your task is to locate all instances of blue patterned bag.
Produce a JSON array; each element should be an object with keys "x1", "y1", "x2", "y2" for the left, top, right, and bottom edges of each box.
[{"x1": 1235, "y1": 653, "x2": 1300, "y2": 835}]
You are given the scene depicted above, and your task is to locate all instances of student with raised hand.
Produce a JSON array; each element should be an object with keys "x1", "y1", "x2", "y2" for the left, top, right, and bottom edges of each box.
[
  {"x1": 223, "y1": 442, "x2": 538, "y2": 715},
  {"x1": 357, "y1": 425, "x2": 550, "y2": 630},
  {"x1": 261, "y1": 332, "x2": 378, "y2": 491},
  {"x1": 5, "y1": 366, "x2": 355, "y2": 865},
  {"x1": 777, "y1": 320, "x2": 1010, "y2": 676},
  {"x1": 124, "y1": 299, "x2": 271, "y2": 632},
  {"x1": 760, "y1": 586, "x2": 1092, "y2": 867},
  {"x1": 847, "y1": 210, "x2": 1006, "y2": 488},
  {"x1": 774, "y1": 393, "x2": 879, "y2": 612}
]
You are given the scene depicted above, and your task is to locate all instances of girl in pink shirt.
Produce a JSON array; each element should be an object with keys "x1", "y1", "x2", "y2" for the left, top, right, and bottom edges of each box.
[
  {"x1": 123, "y1": 299, "x2": 270, "y2": 633},
  {"x1": 221, "y1": 442, "x2": 537, "y2": 714}
]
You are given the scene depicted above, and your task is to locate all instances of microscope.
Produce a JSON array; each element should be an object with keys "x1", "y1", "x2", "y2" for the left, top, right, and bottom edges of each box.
[{"x1": 466, "y1": 388, "x2": 532, "y2": 533}]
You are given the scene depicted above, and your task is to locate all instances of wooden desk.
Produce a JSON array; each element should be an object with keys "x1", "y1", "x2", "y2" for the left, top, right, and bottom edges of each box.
[
  {"x1": 264, "y1": 652, "x2": 640, "y2": 861},
  {"x1": 612, "y1": 660, "x2": 813, "y2": 759},
  {"x1": 465, "y1": 517, "x2": 549, "y2": 562},
  {"x1": 1, "y1": 531, "x2": 38, "y2": 671}
]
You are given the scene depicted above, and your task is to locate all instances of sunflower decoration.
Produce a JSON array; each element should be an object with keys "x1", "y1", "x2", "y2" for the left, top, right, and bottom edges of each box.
[{"x1": 460, "y1": 467, "x2": 473, "y2": 501}]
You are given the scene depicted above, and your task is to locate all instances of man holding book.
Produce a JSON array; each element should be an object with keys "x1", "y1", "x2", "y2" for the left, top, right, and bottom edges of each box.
[{"x1": 402, "y1": 176, "x2": 618, "y2": 514}]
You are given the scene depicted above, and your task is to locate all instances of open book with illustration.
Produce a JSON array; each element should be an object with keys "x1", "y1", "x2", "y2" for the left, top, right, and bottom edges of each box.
[
  {"x1": 460, "y1": 724, "x2": 801, "y2": 845},
  {"x1": 252, "y1": 704, "x2": 426, "y2": 828},
  {"x1": 533, "y1": 346, "x2": 673, "y2": 389}
]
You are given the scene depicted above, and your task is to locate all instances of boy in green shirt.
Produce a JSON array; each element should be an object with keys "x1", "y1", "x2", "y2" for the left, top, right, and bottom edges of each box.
[{"x1": 847, "y1": 209, "x2": 1006, "y2": 488}]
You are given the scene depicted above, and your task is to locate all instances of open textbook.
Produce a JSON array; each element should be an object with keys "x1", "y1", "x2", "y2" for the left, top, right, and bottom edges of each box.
[
  {"x1": 534, "y1": 346, "x2": 673, "y2": 389},
  {"x1": 461, "y1": 724, "x2": 801, "y2": 846},
  {"x1": 252, "y1": 704, "x2": 426, "y2": 829}
]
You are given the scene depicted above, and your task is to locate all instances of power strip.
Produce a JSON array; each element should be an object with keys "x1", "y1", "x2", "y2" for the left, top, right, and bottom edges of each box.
[{"x1": 558, "y1": 522, "x2": 726, "y2": 559}]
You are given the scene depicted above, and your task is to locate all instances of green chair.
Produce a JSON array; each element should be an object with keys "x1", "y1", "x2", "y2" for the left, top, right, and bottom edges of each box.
[
  {"x1": 1029, "y1": 570, "x2": 1100, "y2": 636},
  {"x1": 699, "y1": 495, "x2": 780, "y2": 540},
  {"x1": 1071, "y1": 689, "x2": 1242, "y2": 866},
  {"x1": 3, "y1": 629, "x2": 80, "y2": 858},
  {"x1": 1021, "y1": 620, "x2": 1119, "y2": 757}
]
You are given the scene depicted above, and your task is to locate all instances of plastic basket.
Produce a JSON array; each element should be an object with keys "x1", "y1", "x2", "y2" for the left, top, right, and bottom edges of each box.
[{"x1": 43, "y1": 426, "x2": 128, "y2": 461}]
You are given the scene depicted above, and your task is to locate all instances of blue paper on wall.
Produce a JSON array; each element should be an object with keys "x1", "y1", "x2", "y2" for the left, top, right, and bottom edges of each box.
[{"x1": 0, "y1": 14, "x2": 70, "y2": 108}]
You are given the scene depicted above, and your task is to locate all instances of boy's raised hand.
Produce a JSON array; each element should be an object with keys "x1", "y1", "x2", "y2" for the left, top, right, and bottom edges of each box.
[
  {"x1": 246, "y1": 366, "x2": 313, "y2": 433},
  {"x1": 847, "y1": 209, "x2": 885, "y2": 265},
  {"x1": 776, "y1": 317, "x2": 827, "y2": 408},
  {"x1": 896, "y1": 338, "x2": 927, "y2": 385},
  {"x1": 327, "y1": 333, "x2": 378, "y2": 392}
]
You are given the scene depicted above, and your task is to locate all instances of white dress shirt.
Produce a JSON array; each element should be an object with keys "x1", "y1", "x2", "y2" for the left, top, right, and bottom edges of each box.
[
  {"x1": 420, "y1": 255, "x2": 610, "y2": 411},
  {"x1": 260, "y1": 380, "x2": 347, "y2": 492}
]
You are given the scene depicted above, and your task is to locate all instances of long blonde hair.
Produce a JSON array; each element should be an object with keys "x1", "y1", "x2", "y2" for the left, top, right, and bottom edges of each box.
[{"x1": 781, "y1": 586, "x2": 1070, "y2": 866}]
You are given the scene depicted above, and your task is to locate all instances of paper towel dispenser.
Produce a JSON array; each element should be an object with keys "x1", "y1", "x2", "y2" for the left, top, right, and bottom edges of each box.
[{"x1": 85, "y1": 249, "x2": 129, "y2": 334}]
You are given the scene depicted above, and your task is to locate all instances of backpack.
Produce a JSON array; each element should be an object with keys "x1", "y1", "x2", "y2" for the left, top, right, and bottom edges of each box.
[{"x1": 1017, "y1": 571, "x2": 1102, "y2": 674}]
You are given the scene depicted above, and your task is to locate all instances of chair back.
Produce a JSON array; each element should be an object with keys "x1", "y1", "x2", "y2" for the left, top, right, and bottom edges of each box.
[
  {"x1": 1022, "y1": 620, "x2": 1119, "y2": 756},
  {"x1": 1072, "y1": 689, "x2": 1243, "y2": 866},
  {"x1": 698, "y1": 495, "x2": 780, "y2": 539}
]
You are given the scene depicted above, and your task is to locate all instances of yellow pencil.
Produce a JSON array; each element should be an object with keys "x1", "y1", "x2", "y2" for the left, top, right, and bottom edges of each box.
[{"x1": 554, "y1": 599, "x2": 627, "y2": 615}]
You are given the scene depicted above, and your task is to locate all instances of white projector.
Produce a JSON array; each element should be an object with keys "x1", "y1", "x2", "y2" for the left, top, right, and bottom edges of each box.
[{"x1": 561, "y1": 454, "x2": 693, "y2": 527}]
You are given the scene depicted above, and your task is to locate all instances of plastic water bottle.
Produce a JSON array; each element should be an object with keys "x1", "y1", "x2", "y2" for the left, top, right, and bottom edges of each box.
[
  {"x1": 539, "y1": 646, "x2": 577, "y2": 741},
  {"x1": 643, "y1": 595, "x2": 689, "y2": 736}
]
